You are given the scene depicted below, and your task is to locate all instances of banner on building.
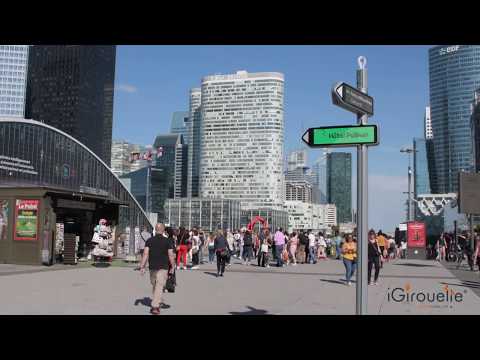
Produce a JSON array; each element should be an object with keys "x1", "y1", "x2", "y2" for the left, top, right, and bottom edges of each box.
[
  {"x1": 14, "y1": 199, "x2": 39, "y2": 241},
  {"x1": 407, "y1": 221, "x2": 426, "y2": 248},
  {"x1": 157, "y1": 146, "x2": 163, "y2": 158}
]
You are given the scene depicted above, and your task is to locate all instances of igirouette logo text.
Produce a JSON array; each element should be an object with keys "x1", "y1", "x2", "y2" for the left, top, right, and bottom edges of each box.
[{"x1": 387, "y1": 284, "x2": 466, "y2": 308}]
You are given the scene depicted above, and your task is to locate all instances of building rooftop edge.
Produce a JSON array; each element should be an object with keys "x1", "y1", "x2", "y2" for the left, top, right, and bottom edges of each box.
[{"x1": 202, "y1": 71, "x2": 284, "y2": 83}]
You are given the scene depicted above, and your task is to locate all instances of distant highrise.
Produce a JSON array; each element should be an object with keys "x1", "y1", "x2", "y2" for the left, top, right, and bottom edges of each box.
[
  {"x1": 472, "y1": 89, "x2": 480, "y2": 173},
  {"x1": 425, "y1": 106, "x2": 433, "y2": 140},
  {"x1": 111, "y1": 140, "x2": 133, "y2": 177},
  {"x1": 170, "y1": 111, "x2": 189, "y2": 144},
  {"x1": 0, "y1": 45, "x2": 29, "y2": 117},
  {"x1": 187, "y1": 88, "x2": 201, "y2": 197},
  {"x1": 287, "y1": 149, "x2": 307, "y2": 172},
  {"x1": 199, "y1": 70, "x2": 284, "y2": 210},
  {"x1": 413, "y1": 138, "x2": 431, "y2": 197},
  {"x1": 428, "y1": 45, "x2": 480, "y2": 193},
  {"x1": 326, "y1": 152, "x2": 352, "y2": 224},
  {"x1": 25, "y1": 45, "x2": 116, "y2": 165}
]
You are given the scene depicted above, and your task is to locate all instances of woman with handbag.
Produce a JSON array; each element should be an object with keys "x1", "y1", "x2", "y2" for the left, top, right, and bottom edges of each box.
[{"x1": 214, "y1": 229, "x2": 228, "y2": 277}]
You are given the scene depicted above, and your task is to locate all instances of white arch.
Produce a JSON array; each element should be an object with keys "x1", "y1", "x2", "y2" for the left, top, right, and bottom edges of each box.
[{"x1": 0, "y1": 117, "x2": 153, "y2": 227}]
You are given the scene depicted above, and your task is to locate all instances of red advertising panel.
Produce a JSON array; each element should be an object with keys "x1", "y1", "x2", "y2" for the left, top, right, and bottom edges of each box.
[
  {"x1": 407, "y1": 221, "x2": 426, "y2": 248},
  {"x1": 14, "y1": 200, "x2": 39, "y2": 241}
]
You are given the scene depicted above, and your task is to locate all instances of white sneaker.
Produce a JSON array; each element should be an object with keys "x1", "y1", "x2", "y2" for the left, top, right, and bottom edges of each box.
[
  {"x1": 192, "y1": 266, "x2": 199, "y2": 270},
  {"x1": 266, "y1": 265, "x2": 270, "y2": 268},
  {"x1": 347, "y1": 281, "x2": 352, "y2": 286},
  {"x1": 182, "y1": 266, "x2": 186, "y2": 270},
  {"x1": 176, "y1": 266, "x2": 180, "y2": 270}
]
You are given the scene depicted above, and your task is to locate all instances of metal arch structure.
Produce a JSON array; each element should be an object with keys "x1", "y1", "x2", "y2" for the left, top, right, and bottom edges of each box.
[
  {"x1": 414, "y1": 193, "x2": 457, "y2": 217},
  {"x1": 0, "y1": 117, "x2": 153, "y2": 229},
  {"x1": 247, "y1": 215, "x2": 269, "y2": 232}
]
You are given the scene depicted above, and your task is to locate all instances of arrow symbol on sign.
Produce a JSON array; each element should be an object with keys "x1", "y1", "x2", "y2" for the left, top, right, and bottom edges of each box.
[
  {"x1": 301, "y1": 130, "x2": 309, "y2": 145},
  {"x1": 336, "y1": 84, "x2": 343, "y2": 98}
]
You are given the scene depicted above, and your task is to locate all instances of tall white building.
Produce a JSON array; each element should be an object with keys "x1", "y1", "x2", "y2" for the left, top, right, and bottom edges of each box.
[
  {"x1": 0, "y1": 45, "x2": 29, "y2": 117},
  {"x1": 425, "y1": 106, "x2": 433, "y2": 140},
  {"x1": 110, "y1": 141, "x2": 148, "y2": 176},
  {"x1": 187, "y1": 88, "x2": 202, "y2": 197},
  {"x1": 199, "y1": 70, "x2": 285, "y2": 210}
]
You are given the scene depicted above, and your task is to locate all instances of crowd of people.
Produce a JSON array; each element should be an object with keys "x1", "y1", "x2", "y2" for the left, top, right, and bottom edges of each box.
[{"x1": 432, "y1": 230, "x2": 480, "y2": 270}]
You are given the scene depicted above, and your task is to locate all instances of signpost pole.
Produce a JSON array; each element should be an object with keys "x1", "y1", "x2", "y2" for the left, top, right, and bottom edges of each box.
[{"x1": 356, "y1": 57, "x2": 368, "y2": 315}]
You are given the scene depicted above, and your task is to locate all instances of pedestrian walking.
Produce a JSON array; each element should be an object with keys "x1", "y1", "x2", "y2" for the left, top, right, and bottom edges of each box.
[
  {"x1": 297, "y1": 231, "x2": 307, "y2": 264},
  {"x1": 274, "y1": 228, "x2": 286, "y2": 267},
  {"x1": 134, "y1": 226, "x2": 151, "y2": 270},
  {"x1": 335, "y1": 233, "x2": 342, "y2": 260},
  {"x1": 342, "y1": 234, "x2": 357, "y2": 286},
  {"x1": 436, "y1": 233, "x2": 446, "y2": 261},
  {"x1": 253, "y1": 230, "x2": 260, "y2": 259},
  {"x1": 243, "y1": 229, "x2": 254, "y2": 265},
  {"x1": 376, "y1": 230, "x2": 388, "y2": 266},
  {"x1": 258, "y1": 228, "x2": 271, "y2": 267},
  {"x1": 317, "y1": 232, "x2": 327, "y2": 260},
  {"x1": 308, "y1": 231, "x2": 317, "y2": 264},
  {"x1": 198, "y1": 230, "x2": 205, "y2": 264},
  {"x1": 288, "y1": 231, "x2": 298, "y2": 266},
  {"x1": 401, "y1": 239, "x2": 407, "y2": 259},
  {"x1": 226, "y1": 230, "x2": 235, "y2": 266},
  {"x1": 190, "y1": 230, "x2": 200, "y2": 270},
  {"x1": 139, "y1": 223, "x2": 175, "y2": 315},
  {"x1": 207, "y1": 232, "x2": 216, "y2": 263},
  {"x1": 367, "y1": 229, "x2": 381, "y2": 285},
  {"x1": 176, "y1": 227, "x2": 189, "y2": 270},
  {"x1": 214, "y1": 229, "x2": 228, "y2": 277}
]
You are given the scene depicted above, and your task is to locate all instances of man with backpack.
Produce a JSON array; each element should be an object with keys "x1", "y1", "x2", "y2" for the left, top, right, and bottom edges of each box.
[{"x1": 243, "y1": 229, "x2": 254, "y2": 265}]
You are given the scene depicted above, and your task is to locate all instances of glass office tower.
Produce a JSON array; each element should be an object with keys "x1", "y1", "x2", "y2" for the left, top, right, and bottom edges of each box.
[
  {"x1": 326, "y1": 152, "x2": 352, "y2": 224},
  {"x1": 25, "y1": 45, "x2": 116, "y2": 165},
  {"x1": 413, "y1": 138, "x2": 431, "y2": 196},
  {"x1": 428, "y1": 45, "x2": 480, "y2": 193},
  {"x1": 0, "y1": 45, "x2": 29, "y2": 117}
]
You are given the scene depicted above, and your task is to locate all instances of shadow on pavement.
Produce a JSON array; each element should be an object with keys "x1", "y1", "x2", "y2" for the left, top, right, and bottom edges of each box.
[
  {"x1": 204, "y1": 272, "x2": 220, "y2": 277},
  {"x1": 229, "y1": 306, "x2": 269, "y2": 315},
  {"x1": 320, "y1": 279, "x2": 345, "y2": 285},
  {"x1": 393, "y1": 263, "x2": 436, "y2": 268},
  {"x1": 134, "y1": 297, "x2": 171, "y2": 309}
]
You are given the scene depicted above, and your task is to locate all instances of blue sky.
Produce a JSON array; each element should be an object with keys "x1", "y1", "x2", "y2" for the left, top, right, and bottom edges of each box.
[{"x1": 113, "y1": 45, "x2": 431, "y2": 233}]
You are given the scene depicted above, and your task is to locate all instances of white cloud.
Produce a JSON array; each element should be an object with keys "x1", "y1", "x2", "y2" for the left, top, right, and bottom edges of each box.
[{"x1": 117, "y1": 83, "x2": 138, "y2": 93}]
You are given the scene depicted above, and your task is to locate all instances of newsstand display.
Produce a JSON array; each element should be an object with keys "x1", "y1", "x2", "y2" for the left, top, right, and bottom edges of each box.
[{"x1": 91, "y1": 219, "x2": 113, "y2": 264}]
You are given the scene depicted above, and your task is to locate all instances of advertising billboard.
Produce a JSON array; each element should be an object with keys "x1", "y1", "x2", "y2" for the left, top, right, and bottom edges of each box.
[
  {"x1": 458, "y1": 172, "x2": 480, "y2": 214},
  {"x1": 14, "y1": 199, "x2": 39, "y2": 241},
  {"x1": 407, "y1": 221, "x2": 426, "y2": 248}
]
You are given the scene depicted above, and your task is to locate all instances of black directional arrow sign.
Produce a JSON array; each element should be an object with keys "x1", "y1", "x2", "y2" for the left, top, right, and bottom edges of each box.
[{"x1": 332, "y1": 82, "x2": 374, "y2": 116}]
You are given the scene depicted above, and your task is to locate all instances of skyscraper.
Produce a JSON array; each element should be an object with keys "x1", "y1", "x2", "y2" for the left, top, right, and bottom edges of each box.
[
  {"x1": 428, "y1": 45, "x2": 480, "y2": 193},
  {"x1": 413, "y1": 137, "x2": 431, "y2": 197},
  {"x1": 472, "y1": 89, "x2": 480, "y2": 173},
  {"x1": 326, "y1": 152, "x2": 352, "y2": 224},
  {"x1": 287, "y1": 149, "x2": 307, "y2": 172},
  {"x1": 25, "y1": 45, "x2": 116, "y2": 165},
  {"x1": 0, "y1": 45, "x2": 29, "y2": 117},
  {"x1": 170, "y1": 111, "x2": 189, "y2": 144},
  {"x1": 111, "y1": 139, "x2": 133, "y2": 177},
  {"x1": 199, "y1": 70, "x2": 285, "y2": 210},
  {"x1": 187, "y1": 88, "x2": 201, "y2": 197}
]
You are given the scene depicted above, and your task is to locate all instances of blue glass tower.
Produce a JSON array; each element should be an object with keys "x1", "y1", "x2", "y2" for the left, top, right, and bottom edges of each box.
[
  {"x1": 429, "y1": 45, "x2": 480, "y2": 193},
  {"x1": 413, "y1": 138, "x2": 431, "y2": 196},
  {"x1": 170, "y1": 111, "x2": 189, "y2": 144}
]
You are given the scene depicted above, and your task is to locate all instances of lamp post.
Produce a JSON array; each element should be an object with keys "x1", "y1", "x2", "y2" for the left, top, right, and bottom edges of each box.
[{"x1": 400, "y1": 147, "x2": 417, "y2": 222}]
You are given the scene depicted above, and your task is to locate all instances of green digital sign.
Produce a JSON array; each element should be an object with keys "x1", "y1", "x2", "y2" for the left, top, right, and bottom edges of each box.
[{"x1": 302, "y1": 125, "x2": 378, "y2": 148}]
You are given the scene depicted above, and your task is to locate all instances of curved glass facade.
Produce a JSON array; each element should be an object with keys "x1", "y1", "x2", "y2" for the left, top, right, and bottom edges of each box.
[
  {"x1": 0, "y1": 118, "x2": 152, "y2": 232},
  {"x1": 429, "y1": 45, "x2": 480, "y2": 193}
]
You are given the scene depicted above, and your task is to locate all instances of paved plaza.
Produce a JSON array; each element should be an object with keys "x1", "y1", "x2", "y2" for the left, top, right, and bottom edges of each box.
[{"x1": 1, "y1": 257, "x2": 479, "y2": 315}]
